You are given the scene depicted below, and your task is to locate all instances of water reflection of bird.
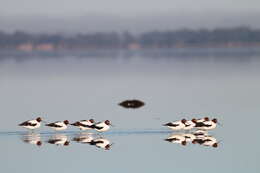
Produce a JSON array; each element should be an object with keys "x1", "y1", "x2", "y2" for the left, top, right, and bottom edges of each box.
[
  {"x1": 70, "y1": 119, "x2": 95, "y2": 130},
  {"x1": 181, "y1": 133, "x2": 196, "y2": 142},
  {"x1": 192, "y1": 136, "x2": 218, "y2": 148},
  {"x1": 164, "y1": 134, "x2": 187, "y2": 145},
  {"x1": 92, "y1": 120, "x2": 112, "y2": 132},
  {"x1": 46, "y1": 134, "x2": 70, "y2": 146},
  {"x1": 18, "y1": 117, "x2": 43, "y2": 131},
  {"x1": 21, "y1": 133, "x2": 42, "y2": 146},
  {"x1": 193, "y1": 130, "x2": 208, "y2": 136},
  {"x1": 163, "y1": 119, "x2": 186, "y2": 130},
  {"x1": 89, "y1": 137, "x2": 112, "y2": 150},
  {"x1": 164, "y1": 131, "x2": 219, "y2": 148},
  {"x1": 45, "y1": 120, "x2": 70, "y2": 131},
  {"x1": 72, "y1": 133, "x2": 94, "y2": 144}
]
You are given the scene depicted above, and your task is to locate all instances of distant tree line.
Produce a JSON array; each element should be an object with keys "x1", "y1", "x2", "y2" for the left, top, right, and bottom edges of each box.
[{"x1": 0, "y1": 27, "x2": 260, "y2": 50}]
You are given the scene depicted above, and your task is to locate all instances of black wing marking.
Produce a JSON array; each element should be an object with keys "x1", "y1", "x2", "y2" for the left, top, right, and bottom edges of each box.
[
  {"x1": 89, "y1": 140, "x2": 104, "y2": 145},
  {"x1": 19, "y1": 121, "x2": 37, "y2": 126},
  {"x1": 93, "y1": 125, "x2": 104, "y2": 130},
  {"x1": 47, "y1": 139, "x2": 62, "y2": 144},
  {"x1": 45, "y1": 123, "x2": 63, "y2": 128},
  {"x1": 165, "y1": 138, "x2": 179, "y2": 142},
  {"x1": 164, "y1": 122, "x2": 179, "y2": 127},
  {"x1": 195, "y1": 122, "x2": 205, "y2": 127},
  {"x1": 78, "y1": 122, "x2": 93, "y2": 128}
]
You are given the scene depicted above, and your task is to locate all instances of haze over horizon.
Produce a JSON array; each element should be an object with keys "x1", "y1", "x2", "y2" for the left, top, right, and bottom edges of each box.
[{"x1": 1, "y1": 0, "x2": 260, "y2": 33}]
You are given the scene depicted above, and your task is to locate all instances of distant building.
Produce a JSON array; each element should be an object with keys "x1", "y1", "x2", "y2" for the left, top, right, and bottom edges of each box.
[
  {"x1": 127, "y1": 43, "x2": 141, "y2": 50},
  {"x1": 17, "y1": 43, "x2": 33, "y2": 51},
  {"x1": 35, "y1": 43, "x2": 54, "y2": 51}
]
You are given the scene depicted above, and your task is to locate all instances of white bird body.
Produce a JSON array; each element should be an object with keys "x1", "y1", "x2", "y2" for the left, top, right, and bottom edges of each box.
[
  {"x1": 163, "y1": 120, "x2": 185, "y2": 130},
  {"x1": 183, "y1": 120, "x2": 196, "y2": 130},
  {"x1": 93, "y1": 120, "x2": 111, "y2": 132},
  {"x1": 46, "y1": 120, "x2": 69, "y2": 131},
  {"x1": 196, "y1": 117, "x2": 209, "y2": 123},
  {"x1": 19, "y1": 117, "x2": 42, "y2": 130},
  {"x1": 71, "y1": 119, "x2": 95, "y2": 130},
  {"x1": 197, "y1": 121, "x2": 217, "y2": 130}
]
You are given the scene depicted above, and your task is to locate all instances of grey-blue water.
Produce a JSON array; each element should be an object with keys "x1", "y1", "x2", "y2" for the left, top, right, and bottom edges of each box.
[{"x1": 0, "y1": 48, "x2": 259, "y2": 172}]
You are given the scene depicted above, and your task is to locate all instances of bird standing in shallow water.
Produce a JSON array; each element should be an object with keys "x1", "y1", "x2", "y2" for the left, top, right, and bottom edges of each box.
[
  {"x1": 45, "y1": 120, "x2": 70, "y2": 131},
  {"x1": 163, "y1": 119, "x2": 186, "y2": 130},
  {"x1": 196, "y1": 118, "x2": 218, "y2": 130},
  {"x1": 92, "y1": 120, "x2": 112, "y2": 132},
  {"x1": 70, "y1": 119, "x2": 95, "y2": 130},
  {"x1": 18, "y1": 117, "x2": 42, "y2": 131}
]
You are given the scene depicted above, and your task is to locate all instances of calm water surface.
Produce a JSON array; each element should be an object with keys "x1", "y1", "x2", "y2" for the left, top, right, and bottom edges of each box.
[{"x1": 0, "y1": 48, "x2": 259, "y2": 172}]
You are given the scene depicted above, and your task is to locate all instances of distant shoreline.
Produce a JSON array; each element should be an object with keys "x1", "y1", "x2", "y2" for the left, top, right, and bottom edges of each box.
[{"x1": 1, "y1": 26, "x2": 260, "y2": 52}]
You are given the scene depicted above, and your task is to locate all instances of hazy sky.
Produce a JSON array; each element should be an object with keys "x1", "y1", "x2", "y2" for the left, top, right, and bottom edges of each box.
[
  {"x1": 1, "y1": 0, "x2": 260, "y2": 33},
  {"x1": 1, "y1": 0, "x2": 260, "y2": 16}
]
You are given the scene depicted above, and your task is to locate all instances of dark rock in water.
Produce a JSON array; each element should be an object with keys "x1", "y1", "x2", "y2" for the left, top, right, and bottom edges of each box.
[{"x1": 118, "y1": 99, "x2": 145, "y2": 109}]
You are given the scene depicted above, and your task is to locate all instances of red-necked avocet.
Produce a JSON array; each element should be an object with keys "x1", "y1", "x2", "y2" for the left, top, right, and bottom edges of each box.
[
  {"x1": 163, "y1": 119, "x2": 186, "y2": 130},
  {"x1": 18, "y1": 117, "x2": 42, "y2": 130},
  {"x1": 92, "y1": 120, "x2": 112, "y2": 132},
  {"x1": 70, "y1": 119, "x2": 95, "y2": 130},
  {"x1": 45, "y1": 120, "x2": 70, "y2": 131}
]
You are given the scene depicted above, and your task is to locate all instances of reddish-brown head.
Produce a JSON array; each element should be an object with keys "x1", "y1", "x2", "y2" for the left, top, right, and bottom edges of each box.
[
  {"x1": 212, "y1": 118, "x2": 218, "y2": 123},
  {"x1": 36, "y1": 117, "x2": 42, "y2": 122},
  {"x1": 191, "y1": 118, "x2": 197, "y2": 123},
  {"x1": 181, "y1": 119, "x2": 187, "y2": 123},
  {"x1": 37, "y1": 141, "x2": 42, "y2": 146},
  {"x1": 105, "y1": 120, "x2": 111, "y2": 125},
  {"x1": 212, "y1": 143, "x2": 218, "y2": 148},
  {"x1": 89, "y1": 119, "x2": 95, "y2": 123},
  {"x1": 64, "y1": 120, "x2": 69, "y2": 125},
  {"x1": 105, "y1": 144, "x2": 111, "y2": 150}
]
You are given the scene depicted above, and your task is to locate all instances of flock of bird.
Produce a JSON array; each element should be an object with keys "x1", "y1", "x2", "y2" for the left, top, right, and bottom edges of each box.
[
  {"x1": 163, "y1": 117, "x2": 218, "y2": 131},
  {"x1": 18, "y1": 115, "x2": 219, "y2": 148},
  {"x1": 18, "y1": 117, "x2": 218, "y2": 132},
  {"x1": 18, "y1": 118, "x2": 112, "y2": 132},
  {"x1": 163, "y1": 117, "x2": 219, "y2": 148}
]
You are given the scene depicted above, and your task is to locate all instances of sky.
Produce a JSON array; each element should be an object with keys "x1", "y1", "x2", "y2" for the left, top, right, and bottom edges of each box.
[
  {"x1": 1, "y1": 0, "x2": 259, "y2": 16},
  {"x1": 0, "y1": 0, "x2": 260, "y2": 33}
]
